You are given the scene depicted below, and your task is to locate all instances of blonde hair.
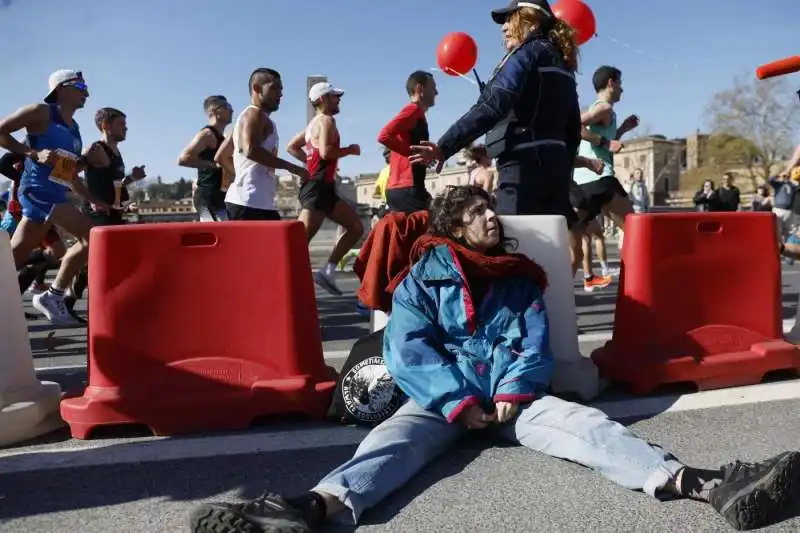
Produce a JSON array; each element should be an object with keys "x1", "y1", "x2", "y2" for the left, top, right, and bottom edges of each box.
[{"x1": 506, "y1": 7, "x2": 579, "y2": 71}]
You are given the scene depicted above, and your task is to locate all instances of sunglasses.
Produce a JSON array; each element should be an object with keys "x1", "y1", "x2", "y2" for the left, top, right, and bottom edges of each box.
[{"x1": 63, "y1": 80, "x2": 88, "y2": 93}]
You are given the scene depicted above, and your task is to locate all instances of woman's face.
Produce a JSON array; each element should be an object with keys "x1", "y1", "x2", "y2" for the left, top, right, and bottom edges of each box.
[
  {"x1": 453, "y1": 196, "x2": 500, "y2": 252},
  {"x1": 501, "y1": 10, "x2": 535, "y2": 51}
]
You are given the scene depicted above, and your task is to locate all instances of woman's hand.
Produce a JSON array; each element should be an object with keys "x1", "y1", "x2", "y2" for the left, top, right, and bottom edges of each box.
[
  {"x1": 456, "y1": 404, "x2": 497, "y2": 429},
  {"x1": 494, "y1": 401, "x2": 519, "y2": 424},
  {"x1": 409, "y1": 141, "x2": 444, "y2": 174}
]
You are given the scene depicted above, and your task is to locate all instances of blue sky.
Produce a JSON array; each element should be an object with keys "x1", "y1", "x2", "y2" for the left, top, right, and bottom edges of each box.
[{"x1": 0, "y1": 0, "x2": 798, "y2": 183}]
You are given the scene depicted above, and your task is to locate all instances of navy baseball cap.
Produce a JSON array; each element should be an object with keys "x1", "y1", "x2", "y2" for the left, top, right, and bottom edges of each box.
[{"x1": 491, "y1": 0, "x2": 555, "y2": 24}]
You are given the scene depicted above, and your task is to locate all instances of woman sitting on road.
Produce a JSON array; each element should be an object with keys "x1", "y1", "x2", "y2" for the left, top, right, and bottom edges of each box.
[{"x1": 191, "y1": 185, "x2": 800, "y2": 533}]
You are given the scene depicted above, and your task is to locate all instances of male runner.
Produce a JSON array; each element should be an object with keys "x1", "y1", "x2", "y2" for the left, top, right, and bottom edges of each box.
[
  {"x1": 286, "y1": 81, "x2": 363, "y2": 296},
  {"x1": 570, "y1": 65, "x2": 639, "y2": 291},
  {"x1": 178, "y1": 95, "x2": 233, "y2": 221},
  {"x1": 377, "y1": 71, "x2": 437, "y2": 213},
  {"x1": 0, "y1": 151, "x2": 65, "y2": 305},
  {"x1": 225, "y1": 68, "x2": 307, "y2": 221},
  {"x1": 0, "y1": 69, "x2": 110, "y2": 325},
  {"x1": 66, "y1": 107, "x2": 146, "y2": 313},
  {"x1": 571, "y1": 65, "x2": 639, "y2": 233}
]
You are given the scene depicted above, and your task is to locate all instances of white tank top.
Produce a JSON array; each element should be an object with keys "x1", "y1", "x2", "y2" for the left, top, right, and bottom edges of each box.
[{"x1": 226, "y1": 105, "x2": 279, "y2": 210}]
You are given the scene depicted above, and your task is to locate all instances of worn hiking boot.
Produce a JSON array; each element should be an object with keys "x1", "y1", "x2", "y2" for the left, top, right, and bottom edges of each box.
[
  {"x1": 709, "y1": 451, "x2": 800, "y2": 530},
  {"x1": 189, "y1": 492, "x2": 314, "y2": 533}
]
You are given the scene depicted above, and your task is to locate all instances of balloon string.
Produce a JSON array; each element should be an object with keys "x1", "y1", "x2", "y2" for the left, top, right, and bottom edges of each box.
[
  {"x1": 430, "y1": 67, "x2": 478, "y2": 85},
  {"x1": 597, "y1": 35, "x2": 680, "y2": 72}
]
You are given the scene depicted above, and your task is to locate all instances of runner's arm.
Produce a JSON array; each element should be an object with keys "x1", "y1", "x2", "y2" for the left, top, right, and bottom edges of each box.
[
  {"x1": 286, "y1": 131, "x2": 307, "y2": 162},
  {"x1": 239, "y1": 109, "x2": 306, "y2": 175},
  {"x1": 0, "y1": 104, "x2": 50, "y2": 159},
  {"x1": 213, "y1": 134, "x2": 235, "y2": 176},
  {"x1": 69, "y1": 176, "x2": 109, "y2": 208},
  {"x1": 785, "y1": 144, "x2": 800, "y2": 174},
  {"x1": 178, "y1": 129, "x2": 217, "y2": 169},
  {"x1": 579, "y1": 103, "x2": 612, "y2": 146},
  {"x1": 318, "y1": 116, "x2": 354, "y2": 160},
  {"x1": 82, "y1": 142, "x2": 110, "y2": 169},
  {"x1": 377, "y1": 104, "x2": 422, "y2": 156}
]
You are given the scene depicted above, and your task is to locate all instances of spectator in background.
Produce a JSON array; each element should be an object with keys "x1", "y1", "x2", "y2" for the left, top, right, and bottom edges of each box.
[
  {"x1": 463, "y1": 144, "x2": 495, "y2": 195},
  {"x1": 627, "y1": 168, "x2": 649, "y2": 213},
  {"x1": 750, "y1": 184, "x2": 773, "y2": 212},
  {"x1": 767, "y1": 173, "x2": 797, "y2": 238},
  {"x1": 693, "y1": 180, "x2": 717, "y2": 212},
  {"x1": 714, "y1": 172, "x2": 740, "y2": 212}
]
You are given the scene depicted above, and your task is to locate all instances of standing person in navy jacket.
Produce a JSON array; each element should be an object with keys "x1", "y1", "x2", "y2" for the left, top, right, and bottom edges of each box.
[{"x1": 410, "y1": 0, "x2": 598, "y2": 273}]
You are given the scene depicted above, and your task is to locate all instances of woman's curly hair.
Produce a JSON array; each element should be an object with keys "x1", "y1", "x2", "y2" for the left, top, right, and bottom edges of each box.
[
  {"x1": 427, "y1": 185, "x2": 517, "y2": 255},
  {"x1": 506, "y1": 7, "x2": 579, "y2": 71}
]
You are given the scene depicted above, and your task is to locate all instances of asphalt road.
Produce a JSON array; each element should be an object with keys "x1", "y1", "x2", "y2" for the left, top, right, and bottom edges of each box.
[{"x1": 2, "y1": 239, "x2": 800, "y2": 532}]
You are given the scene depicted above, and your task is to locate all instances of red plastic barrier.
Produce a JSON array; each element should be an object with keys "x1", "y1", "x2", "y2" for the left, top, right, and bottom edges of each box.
[
  {"x1": 61, "y1": 221, "x2": 337, "y2": 438},
  {"x1": 592, "y1": 212, "x2": 800, "y2": 394}
]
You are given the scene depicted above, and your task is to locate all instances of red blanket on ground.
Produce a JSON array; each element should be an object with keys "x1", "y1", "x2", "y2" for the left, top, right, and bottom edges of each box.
[{"x1": 353, "y1": 211, "x2": 429, "y2": 313}]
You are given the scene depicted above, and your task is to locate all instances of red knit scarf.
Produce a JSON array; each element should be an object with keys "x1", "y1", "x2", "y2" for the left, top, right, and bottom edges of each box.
[{"x1": 387, "y1": 234, "x2": 548, "y2": 294}]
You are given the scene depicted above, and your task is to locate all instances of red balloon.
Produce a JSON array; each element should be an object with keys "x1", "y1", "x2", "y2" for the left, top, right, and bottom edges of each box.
[
  {"x1": 552, "y1": 0, "x2": 596, "y2": 46},
  {"x1": 437, "y1": 32, "x2": 478, "y2": 76}
]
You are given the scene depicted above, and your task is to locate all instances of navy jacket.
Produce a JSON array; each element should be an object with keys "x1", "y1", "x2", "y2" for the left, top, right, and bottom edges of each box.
[{"x1": 437, "y1": 30, "x2": 581, "y2": 162}]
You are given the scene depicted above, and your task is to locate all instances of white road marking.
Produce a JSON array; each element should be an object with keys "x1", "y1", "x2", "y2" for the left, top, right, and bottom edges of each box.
[
  {"x1": 593, "y1": 380, "x2": 800, "y2": 420},
  {"x1": 0, "y1": 426, "x2": 370, "y2": 474},
  {"x1": 568, "y1": 319, "x2": 796, "y2": 344}
]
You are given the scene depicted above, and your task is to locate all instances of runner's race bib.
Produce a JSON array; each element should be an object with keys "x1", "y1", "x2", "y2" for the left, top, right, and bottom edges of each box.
[
  {"x1": 113, "y1": 180, "x2": 133, "y2": 210},
  {"x1": 48, "y1": 149, "x2": 79, "y2": 188}
]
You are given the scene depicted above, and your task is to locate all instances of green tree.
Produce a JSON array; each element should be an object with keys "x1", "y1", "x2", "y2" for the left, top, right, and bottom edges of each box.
[
  {"x1": 171, "y1": 178, "x2": 193, "y2": 200},
  {"x1": 705, "y1": 75, "x2": 799, "y2": 188}
]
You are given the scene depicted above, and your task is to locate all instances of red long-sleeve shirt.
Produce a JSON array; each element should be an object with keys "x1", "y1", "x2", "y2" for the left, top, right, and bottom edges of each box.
[{"x1": 377, "y1": 102, "x2": 429, "y2": 191}]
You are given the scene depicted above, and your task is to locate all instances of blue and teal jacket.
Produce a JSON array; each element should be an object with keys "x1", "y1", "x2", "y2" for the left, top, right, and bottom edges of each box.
[{"x1": 383, "y1": 244, "x2": 554, "y2": 423}]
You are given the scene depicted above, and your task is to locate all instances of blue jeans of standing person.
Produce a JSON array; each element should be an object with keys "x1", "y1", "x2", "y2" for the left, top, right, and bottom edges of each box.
[{"x1": 313, "y1": 396, "x2": 684, "y2": 525}]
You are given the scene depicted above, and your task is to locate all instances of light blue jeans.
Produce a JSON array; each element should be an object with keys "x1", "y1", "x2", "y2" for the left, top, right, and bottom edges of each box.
[{"x1": 314, "y1": 396, "x2": 684, "y2": 525}]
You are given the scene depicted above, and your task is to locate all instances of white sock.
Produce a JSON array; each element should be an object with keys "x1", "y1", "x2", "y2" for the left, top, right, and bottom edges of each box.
[{"x1": 323, "y1": 262, "x2": 336, "y2": 277}]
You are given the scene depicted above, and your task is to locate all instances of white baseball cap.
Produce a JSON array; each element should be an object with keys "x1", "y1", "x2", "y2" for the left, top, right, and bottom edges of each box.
[
  {"x1": 308, "y1": 82, "x2": 344, "y2": 103},
  {"x1": 44, "y1": 69, "x2": 85, "y2": 103}
]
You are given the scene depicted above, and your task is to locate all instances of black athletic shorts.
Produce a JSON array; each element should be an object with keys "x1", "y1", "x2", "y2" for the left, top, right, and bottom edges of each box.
[
  {"x1": 225, "y1": 203, "x2": 281, "y2": 221},
  {"x1": 494, "y1": 149, "x2": 579, "y2": 229},
  {"x1": 87, "y1": 209, "x2": 126, "y2": 226},
  {"x1": 299, "y1": 180, "x2": 339, "y2": 215},
  {"x1": 386, "y1": 186, "x2": 431, "y2": 214},
  {"x1": 570, "y1": 176, "x2": 628, "y2": 223}
]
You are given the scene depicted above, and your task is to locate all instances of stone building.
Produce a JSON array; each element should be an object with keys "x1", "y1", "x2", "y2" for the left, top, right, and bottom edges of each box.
[
  {"x1": 614, "y1": 135, "x2": 685, "y2": 204},
  {"x1": 684, "y1": 131, "x2": 710, "y2": 170}
]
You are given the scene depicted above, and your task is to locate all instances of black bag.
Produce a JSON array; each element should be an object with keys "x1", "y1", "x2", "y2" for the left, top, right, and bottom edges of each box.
[{"x1": 332, "y1": 328, "x2": 406, "y2": 427}]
